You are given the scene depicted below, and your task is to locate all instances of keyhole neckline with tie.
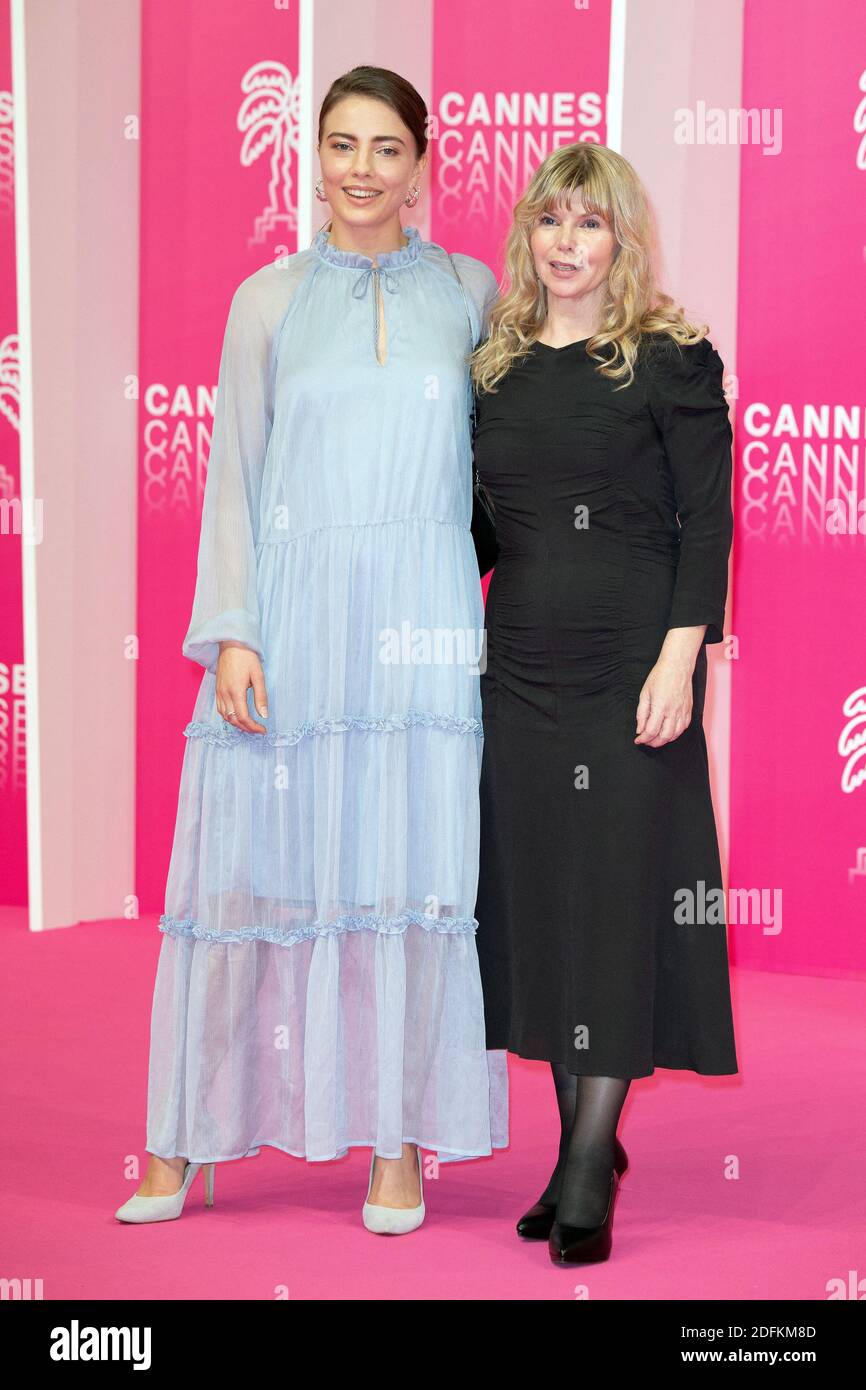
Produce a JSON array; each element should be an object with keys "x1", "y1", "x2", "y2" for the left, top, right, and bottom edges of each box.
[{"x1": 313, "y1": 225, "x2": 424, "y2": 364}]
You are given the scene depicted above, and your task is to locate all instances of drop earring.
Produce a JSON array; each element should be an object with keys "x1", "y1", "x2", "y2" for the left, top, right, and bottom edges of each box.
[
  {"x1": 404, "y1": 185, "x2": 421, "y2": 208},
  {"x1": 315, "y1": 178, "x2": 328, "y2": 202}
]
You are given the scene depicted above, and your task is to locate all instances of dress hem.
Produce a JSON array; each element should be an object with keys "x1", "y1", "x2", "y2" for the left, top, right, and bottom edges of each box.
[
  {"x1": 490, "y1": 1042, "x2": 738, "y2": 1080},
  {"x1": 145, "y1": 1134, "x2": 511, "y2": 1166}
]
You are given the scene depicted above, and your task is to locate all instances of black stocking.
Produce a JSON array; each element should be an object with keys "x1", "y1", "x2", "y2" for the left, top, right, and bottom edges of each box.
[
  {"x1": 556, "y1": 1075, "x2": 631, "y2": 1227},
  {"x1": 537, "y1": 1062, "x2": 578, "y2": 1206}
]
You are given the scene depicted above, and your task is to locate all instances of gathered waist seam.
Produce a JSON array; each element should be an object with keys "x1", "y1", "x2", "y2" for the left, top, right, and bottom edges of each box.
[{"x1": 257, "y1": 516, "x2": 469, "y2": 548}]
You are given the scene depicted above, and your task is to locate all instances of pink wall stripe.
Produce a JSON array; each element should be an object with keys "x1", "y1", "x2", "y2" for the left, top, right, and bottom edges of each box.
[
  {"x1": 0, "y1": 0, "x2": 25, "y2": 903},
  {"x1": 729, "y1": 0, "x2": 866, "y2": 975},
  {"x1": 136, "y1": 0, "x2": 300, "y2": 907}
]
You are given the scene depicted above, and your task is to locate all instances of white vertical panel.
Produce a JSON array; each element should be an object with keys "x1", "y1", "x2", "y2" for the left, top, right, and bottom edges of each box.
[
  {"x1": 297, "y1": 0, "x2": 315, "y2": 251},
  {"x1": 308, "y1": 0, "x2": 434, "y2": 246},
  {"x1": 606, "y1": 0, "x2": 627, "y2": 152}
]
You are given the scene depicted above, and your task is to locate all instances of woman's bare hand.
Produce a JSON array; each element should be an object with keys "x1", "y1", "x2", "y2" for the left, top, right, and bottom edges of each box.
[
  {"x1": 634, "y1": 625, "x2": 707, "y2": 747},
  {"x1": 216, "y1": 642, "x2": 269, "y2": 734},
  {"x1": 634, "y1": 656, "x2": 693, "y2": 746}
]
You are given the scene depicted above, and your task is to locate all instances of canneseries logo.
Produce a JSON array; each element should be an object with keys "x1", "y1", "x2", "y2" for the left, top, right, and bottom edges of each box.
[
  {"x1": 838, "y1": 686, "x2": 866, "y2": 796},
  {"x1": 838, "y1": 686, "x2": 866, "y2": 885},
  {"x1": 855, "y1": 68, "x2": 866, "y2": 170},
  {"x1": 0, "y1": 330, "x2": 18, "y2": 436},
  {"x1": 738, "y1": 399, "x2": 866, "y2": 544},
  {"x1": 0, "y1": 87, "x2": 13, "y2": 216},
  {"x1": 0, "y1": 312, "x2": 26, "y2": 802},
  {"x1": 431, "y1": 89, "x2": 604, "y2": 224},
  {"x1": 142, "y1": 374, "x2": 219, "y2": 520}
]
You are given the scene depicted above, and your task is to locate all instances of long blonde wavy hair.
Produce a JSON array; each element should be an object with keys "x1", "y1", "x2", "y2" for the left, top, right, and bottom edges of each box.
[{"x1": 471, "y1": 144, "x2": 709, "y2": 396}]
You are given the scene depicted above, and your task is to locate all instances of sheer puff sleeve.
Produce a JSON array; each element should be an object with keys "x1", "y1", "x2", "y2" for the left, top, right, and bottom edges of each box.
[
  {"x1": 182, "y1": 273, "x2": 277, "y2": 673},
  {"x1": 447, "y1": 252, "x2": 500, "y2": 346},
  {"x1": 645, "y1": 334, "x2": 734, "y2": 646}
]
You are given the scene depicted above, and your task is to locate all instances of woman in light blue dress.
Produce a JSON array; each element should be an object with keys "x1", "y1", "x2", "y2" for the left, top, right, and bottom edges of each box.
[{"x1": 115, "y1": 66, "x2": 508, "y2": 1232}]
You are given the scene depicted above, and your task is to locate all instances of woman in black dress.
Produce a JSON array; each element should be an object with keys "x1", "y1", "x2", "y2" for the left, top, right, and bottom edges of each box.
[{"x1": 471, "y1": 144, "x2": 737, "y2": 1265}]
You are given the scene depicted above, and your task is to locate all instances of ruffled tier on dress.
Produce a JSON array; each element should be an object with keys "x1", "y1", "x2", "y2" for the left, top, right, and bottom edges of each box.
[{"x1": 147, "y1": 518, "x2": 508, "y2": 1162}]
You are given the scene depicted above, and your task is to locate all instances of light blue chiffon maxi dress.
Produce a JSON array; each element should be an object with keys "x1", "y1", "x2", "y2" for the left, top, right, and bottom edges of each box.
[{"x1": 145, "y1": 224, "x2": 510, "y2": 1166}]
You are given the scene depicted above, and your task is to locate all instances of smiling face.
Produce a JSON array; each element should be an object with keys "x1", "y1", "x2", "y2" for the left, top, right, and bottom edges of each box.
[
  {"x1": 318, "y1": 95, "x2": 427, "y2": 231},
  {"x1": 529, "y1": 192, "x2": 618, "y2": 302}
]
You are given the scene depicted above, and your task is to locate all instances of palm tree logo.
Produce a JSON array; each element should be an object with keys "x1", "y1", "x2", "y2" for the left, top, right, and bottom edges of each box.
[
  {"x1": 238, "y1": 61, "x2": 301, "y2": 245},
  {"x1": 0, "y1": 88, "x2": 14, "y2": 217},
  {"x1": 838, "y1": 685, "x2": 866, "y2": 794},
  {"x1": 0, "y1": 332, "x2": 19, "y2": 437}
]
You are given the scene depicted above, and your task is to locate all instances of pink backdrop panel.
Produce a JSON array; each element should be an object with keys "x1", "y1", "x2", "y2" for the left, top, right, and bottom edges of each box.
[
  {"x1": 729, "y1": 0, "x2": 866, "y2": 975},
  {"x1": 136, "y1": 0, "x2": 299, "y2": 909},
  {"x1": 430, "y1": 0, "x2": 611, "y2": 604},
  {"x1": 0, "y1": 0, "x2": 25, "y2": 905},
  {"x1": 430, "y1": 0, "x2": 610, "y2": 262}
]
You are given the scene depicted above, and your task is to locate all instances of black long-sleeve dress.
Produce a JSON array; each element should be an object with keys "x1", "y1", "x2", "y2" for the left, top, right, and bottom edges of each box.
[{"x1": 473, "y1": 332, "x2": 738, "y2": 1079}]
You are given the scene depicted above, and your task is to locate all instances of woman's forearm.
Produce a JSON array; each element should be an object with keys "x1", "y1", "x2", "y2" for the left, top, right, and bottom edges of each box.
[{"x1": 659, "y1": 624, "x2": 707, "y2": 673}]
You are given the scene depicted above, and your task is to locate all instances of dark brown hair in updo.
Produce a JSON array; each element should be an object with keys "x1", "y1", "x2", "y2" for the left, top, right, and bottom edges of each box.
[{"x1": 317, "y1": 65, "x2": 428, "y2": 160}]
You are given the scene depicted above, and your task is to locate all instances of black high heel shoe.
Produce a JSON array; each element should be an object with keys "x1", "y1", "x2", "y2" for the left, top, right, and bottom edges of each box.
[
  {"x1": 548, "y1": 1168, "x2": 619, "y2": 1265},
  {"x1": 516, "y1": 1136, "x2": 628, "y2": 1240}
]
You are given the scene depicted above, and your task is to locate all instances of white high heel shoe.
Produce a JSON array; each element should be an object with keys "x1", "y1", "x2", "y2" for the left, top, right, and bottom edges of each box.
[
  {"x1": 362, "y1": 1145, "x2": 425, "y2": 1235},
  {"x1": 114, "y1": 1161, "x2": 215, "y2": 1224}
]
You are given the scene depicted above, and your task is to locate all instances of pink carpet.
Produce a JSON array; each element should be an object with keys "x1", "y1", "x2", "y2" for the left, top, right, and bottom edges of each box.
[{"x1": 1, "y1": 908, "x2": 862, "y2": 1300}]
